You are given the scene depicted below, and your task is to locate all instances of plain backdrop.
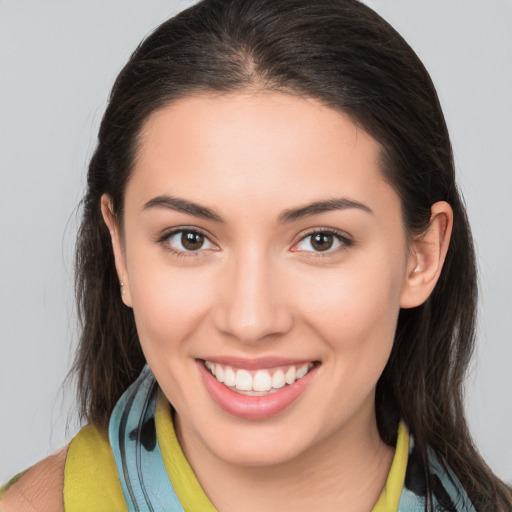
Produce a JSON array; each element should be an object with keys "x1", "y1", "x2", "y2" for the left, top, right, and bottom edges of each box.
[{"x1": 1, "y1": 0, "x2": 511, "y2": 484}]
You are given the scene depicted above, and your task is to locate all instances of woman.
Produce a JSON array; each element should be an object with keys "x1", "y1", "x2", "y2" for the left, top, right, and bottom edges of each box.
[{"x1": 1, "y1": 0, "x2": 510, "y2": 510}]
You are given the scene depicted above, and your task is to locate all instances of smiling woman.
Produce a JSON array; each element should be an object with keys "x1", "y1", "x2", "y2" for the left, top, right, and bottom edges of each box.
[
  {"x1": 102, "y1": 93, "x2": 428, "y2": 476},
  {"x1": 1, "y1": 0, "x2": 511, "y2": 511}
]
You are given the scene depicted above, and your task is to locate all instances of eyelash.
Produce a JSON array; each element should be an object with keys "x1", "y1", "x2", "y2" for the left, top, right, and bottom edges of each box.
[{"x1": 156, "y1": 227, "x2": 353, "y2": 257}]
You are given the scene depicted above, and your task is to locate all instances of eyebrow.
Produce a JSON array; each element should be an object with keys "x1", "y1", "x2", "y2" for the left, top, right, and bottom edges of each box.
[
  {"x1": 143, "y1": 195, "x2": 373, "y2": 224},
  {"x1": 143, "y1": 196, "x2": 224, "y2": 222},
  {"x1": 278, "y1": 198, "x2": 373, "y2": 223}
]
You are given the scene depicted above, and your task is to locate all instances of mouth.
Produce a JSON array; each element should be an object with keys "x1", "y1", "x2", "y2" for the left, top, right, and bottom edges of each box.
[
  {"x1": 202, "y1": 359, "x2": 316, "y2": 396},
  {"x1": 197, "y1": 358, "x2": 320, "y2": 419}
]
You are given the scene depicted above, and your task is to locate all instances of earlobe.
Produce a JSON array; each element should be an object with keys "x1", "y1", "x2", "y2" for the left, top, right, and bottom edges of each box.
[
  {"x1": 100, "y1": 194, "x2": 133, "y2": 307},
  {"x1": 400, "y1": 201, "x2": 453, "y2": 309}
]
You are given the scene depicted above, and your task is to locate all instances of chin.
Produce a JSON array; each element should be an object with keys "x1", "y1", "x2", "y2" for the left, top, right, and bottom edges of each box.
[{"x1": 210, "y1": 434, "x2": 312, "y2": 468}]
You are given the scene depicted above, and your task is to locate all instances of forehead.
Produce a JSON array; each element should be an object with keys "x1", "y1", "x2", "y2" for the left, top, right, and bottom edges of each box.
[{"x1": 127, "y1": 92, "x2": 398, "y2": 218}]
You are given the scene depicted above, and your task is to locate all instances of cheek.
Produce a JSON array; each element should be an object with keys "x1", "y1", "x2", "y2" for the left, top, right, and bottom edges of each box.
[
  {"x1": 295, "y1": 253, "x2": 405, "y2": 360},
  {"x1": 302, "y1": 262, "x2": 402, "y2": 318},
  {"x1": 127, "y1": 255, "x2": 215, "y2": 357}
]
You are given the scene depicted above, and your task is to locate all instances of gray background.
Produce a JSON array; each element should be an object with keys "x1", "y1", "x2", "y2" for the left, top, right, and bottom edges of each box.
[{"x1": 1, "y1": 0, "x2": 511, "y2": 483}]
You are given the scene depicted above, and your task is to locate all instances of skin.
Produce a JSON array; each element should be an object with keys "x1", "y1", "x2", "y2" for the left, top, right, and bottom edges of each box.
[
  {"x1": 0, "y1": 447, "x2": 67, "y2": 511},
  {"x1": 102, "y1": 91, "x2": 452, "y2": 512}
]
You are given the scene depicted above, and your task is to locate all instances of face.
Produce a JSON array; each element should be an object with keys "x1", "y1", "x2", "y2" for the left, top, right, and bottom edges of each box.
[{"x1": 107, "y1": 92, "x2": 419, "y2": 467}]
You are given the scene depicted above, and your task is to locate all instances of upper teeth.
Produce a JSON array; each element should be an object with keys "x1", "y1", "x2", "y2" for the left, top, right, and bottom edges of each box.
[{"x1": 204, "y1": 361, "x2": 314, "y2": 392}]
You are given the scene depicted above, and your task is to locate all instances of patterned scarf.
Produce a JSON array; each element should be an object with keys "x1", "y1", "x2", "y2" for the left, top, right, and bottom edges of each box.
[{"x1": 109, "y1": 365, "x2": 477, "y2": 512}]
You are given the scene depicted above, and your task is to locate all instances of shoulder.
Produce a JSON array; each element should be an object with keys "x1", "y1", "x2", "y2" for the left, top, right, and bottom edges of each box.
[
  {"x1": 0, "y1": 446, "x2": 68, "y2": 512},
  {"x1": 1, "y1": 424, "x2": 126, "y2": 512}
]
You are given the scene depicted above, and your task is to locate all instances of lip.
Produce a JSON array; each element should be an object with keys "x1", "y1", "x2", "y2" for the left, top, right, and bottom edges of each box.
[
  {"x1": 197, "y1": 359, "x2": 319, "y2": 420},
  {"x1": 199, "y1": 356, "x2": 315, "y2": 370}
]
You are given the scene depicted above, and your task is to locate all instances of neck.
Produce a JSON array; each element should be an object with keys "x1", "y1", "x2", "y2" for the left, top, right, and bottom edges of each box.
[{"x1": 175, "y1": 406, "x2": 394, "y2": 512}]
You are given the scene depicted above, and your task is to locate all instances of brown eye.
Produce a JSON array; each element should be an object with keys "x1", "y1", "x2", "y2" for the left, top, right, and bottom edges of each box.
[
  {"x1": 294, "y1": 230, "x2": 349, "y2": 253},
  {"x1": 311, "y1": 233, "x2": 334, "y2": 251},
  {"x1": 164, "y1": 229, "x2": 216, "y2": 254},
  {"x1": 181, "y1": 231, "x2": 205, "y2": 250}
]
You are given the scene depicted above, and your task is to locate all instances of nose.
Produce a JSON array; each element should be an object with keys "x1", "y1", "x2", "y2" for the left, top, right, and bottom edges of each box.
[{"x1": 213, "y1": 248, "x2": 293, "y2": 345}]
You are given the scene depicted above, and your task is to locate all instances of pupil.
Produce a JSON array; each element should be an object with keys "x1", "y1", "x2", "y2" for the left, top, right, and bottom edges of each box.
[
  {"x1": 182, "y1": 232, "x2": 204, "y2": 250},
  {"x1": 312, "y1": 233, "x2": 333, "y2": 251}
]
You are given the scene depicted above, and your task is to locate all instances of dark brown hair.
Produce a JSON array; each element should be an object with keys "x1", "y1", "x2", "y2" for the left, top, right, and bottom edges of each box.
[{"x1": 72, "y1": 0, "x2": 511, "y2": 509}]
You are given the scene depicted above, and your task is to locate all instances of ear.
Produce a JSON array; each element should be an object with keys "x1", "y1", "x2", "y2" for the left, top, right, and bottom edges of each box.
[
  {"x1": 101, "y1": 194, "x2": 133, "y2": 307},
  {"x1": 400, "y1": 201, "x2": 453, "y2": 309}
]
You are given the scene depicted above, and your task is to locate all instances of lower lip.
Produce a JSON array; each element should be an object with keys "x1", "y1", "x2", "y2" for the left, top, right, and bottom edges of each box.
[{"x1": 197, "y1": 360, "x2": 319, "y2": 420}]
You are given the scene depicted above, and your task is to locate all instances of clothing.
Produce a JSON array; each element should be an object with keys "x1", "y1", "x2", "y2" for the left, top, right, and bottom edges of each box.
[
  {"x1": 2, "y1": 366, "x2": 477, "y2": 511},
  {"x1": 64, "y1": 369, "x2": 405, "y2": 511},
  {"x1": 63, "y1": 365, "x2": 477, "y2": 512}
]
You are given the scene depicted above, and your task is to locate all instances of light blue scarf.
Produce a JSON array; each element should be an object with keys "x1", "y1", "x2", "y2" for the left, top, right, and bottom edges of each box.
[
  {"x1": 109, "y1": 366, "x2": 183, "y2": 511},
  {"x1": 109, "y1": 366, "x2": 477, "y2": 512}
]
